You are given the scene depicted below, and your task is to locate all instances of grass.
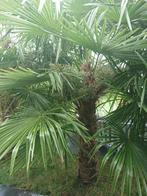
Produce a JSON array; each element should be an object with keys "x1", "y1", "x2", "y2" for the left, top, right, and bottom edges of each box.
[
  {"x1": 0, "y1": 154, "x2": 138, "y2": 196},
  {"x1": 0, "y1": 155, "x2": 121, "y2": 196}
]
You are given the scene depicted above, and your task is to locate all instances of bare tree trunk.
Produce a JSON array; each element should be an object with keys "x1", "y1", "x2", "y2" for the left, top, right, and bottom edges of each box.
[{"x1": 77, "y1": 98, "x2": 98, "y2": 185}]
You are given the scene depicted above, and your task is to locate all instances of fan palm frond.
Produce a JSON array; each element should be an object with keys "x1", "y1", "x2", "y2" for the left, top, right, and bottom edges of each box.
[
  {"x1": 94, "y1": 63, "x2": 147, "y2": 195},
  {"x1": 94, "y1": 98, "x2": 147, "y2": 195},
  {"x1": 0, "y1": 0, "x2": 146, "y2": 60},
  {"x1": 0, "y1": 65, "x2": 81, "y2": 94},
  {"x1": 0, "y1": 106, "x2": 87, "y2": 173},
  {"x1": 95, "y1": 125, "x2": 147, "y2": 196}
]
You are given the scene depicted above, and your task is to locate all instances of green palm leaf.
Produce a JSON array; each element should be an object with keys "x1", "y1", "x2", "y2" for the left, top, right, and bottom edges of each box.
[
  {"x1": 0, "y1": 66, "x2": 80, "y2": 94},
  {"x1": 0, "y1": 67, "x2": 43, "y2": 90},
  {"x1": 0, "y1": 107, "x2": 87, "y2": 173},
  {"x1": 94, "y1": 122, "x2": 147, "y2": 196},
  {"x1": 0, "y1": 0, "x2": 146, "y2": 60}
]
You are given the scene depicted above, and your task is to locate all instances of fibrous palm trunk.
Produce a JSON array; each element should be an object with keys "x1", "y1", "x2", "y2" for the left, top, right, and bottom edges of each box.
[
  {"x1": 76, "y1": 62, "x2": 105, "y2": 185},
  {"x1": 77, "y1": 98, "x2": 98, "y2": 185}
]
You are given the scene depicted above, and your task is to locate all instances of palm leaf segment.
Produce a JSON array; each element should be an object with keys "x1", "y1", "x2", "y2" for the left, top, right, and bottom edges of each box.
[
  {"x1": 94, "y1": 68, "x2": 147, "y2": 196},
  {"x1": 0, "y1": 66, "x2": 85, "y2": 172},
  {"x1": 0, "y1": 0, "x2": 147, "y2": 60},
  {"x1": 0, "y1": 107, "x2": 87, "y2": 174},
  {"x1": 0, "y1": 66, "x2": 80, "y2": 93},
  {"x1": 94, "y1": 111, "x2": 147, "y2": 196}
]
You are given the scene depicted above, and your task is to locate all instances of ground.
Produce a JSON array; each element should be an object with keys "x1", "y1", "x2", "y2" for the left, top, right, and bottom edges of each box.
[
  {"x1": 0, "y1": 155, "x2": 135, "y2": 196},
  {"x1": 0, "y1": 100, "x2": 137, "y2": 196}
]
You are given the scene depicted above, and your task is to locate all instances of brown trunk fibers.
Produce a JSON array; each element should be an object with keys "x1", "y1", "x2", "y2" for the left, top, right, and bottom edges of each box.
[
  {"x1": 77, "y1": 98, "x2": 98, "y2": 185},
  {"x1": 76, "y1": 62, "x2": 105, "y2": 185}
]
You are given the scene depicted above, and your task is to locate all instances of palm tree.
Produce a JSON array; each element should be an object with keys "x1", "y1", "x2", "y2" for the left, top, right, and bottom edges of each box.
[{"x1": 0, "y1": 0, "x2": 147, "y2": 195}]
